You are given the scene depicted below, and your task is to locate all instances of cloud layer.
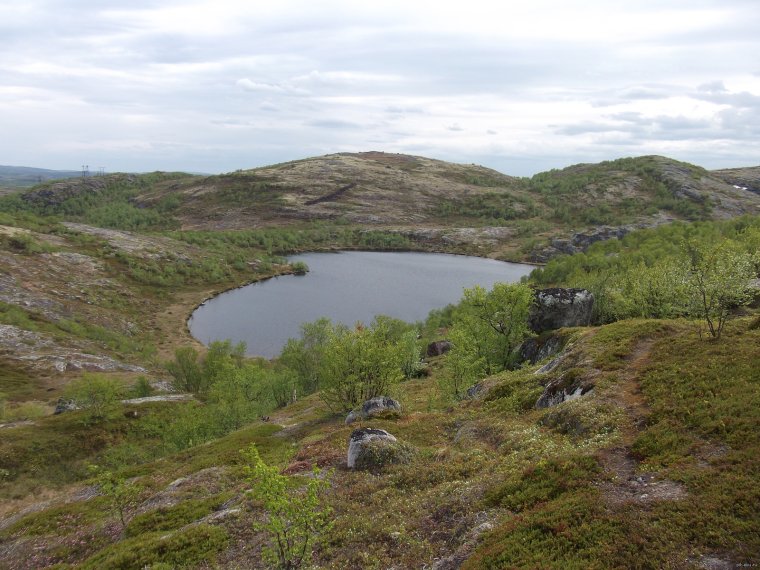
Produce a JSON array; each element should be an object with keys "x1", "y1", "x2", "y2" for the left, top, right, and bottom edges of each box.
[{"x1": 1, "y1": 0, "x2": 759, "y2": 175}]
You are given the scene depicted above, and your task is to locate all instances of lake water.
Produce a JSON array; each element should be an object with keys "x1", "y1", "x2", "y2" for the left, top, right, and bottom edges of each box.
[{"x1": 188, "y1": 251, "x2": 535, "y2": 358}]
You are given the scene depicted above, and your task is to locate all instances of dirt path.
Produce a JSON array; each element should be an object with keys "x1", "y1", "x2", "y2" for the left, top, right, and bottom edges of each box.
[{"x1": 597, "y1": 339, "x2": 686, "y2": 505}]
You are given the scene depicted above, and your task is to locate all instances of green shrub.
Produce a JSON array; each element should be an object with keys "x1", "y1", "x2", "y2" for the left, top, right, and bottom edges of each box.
[
  {"x1": 63, "y1": 374, "x2": 123, "y2": 424},
  {"x1": 243, "y1": 444, "x2": 333, "y2": 569},
  {"x1": 131, "y1": 376, "x2": 153, "y2": 398}
]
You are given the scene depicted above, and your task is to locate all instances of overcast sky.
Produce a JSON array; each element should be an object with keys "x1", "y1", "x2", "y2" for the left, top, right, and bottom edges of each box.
[{"x1": 1, "y1": 0, "x2": 759, "y2": 176}]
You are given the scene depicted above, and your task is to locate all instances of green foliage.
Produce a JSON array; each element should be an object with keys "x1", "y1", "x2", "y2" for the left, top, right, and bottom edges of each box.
[
  {"x1": 317, "y1": 318, "x2": 413, "y2": 412},
  {"x1": 79, "y1": 524, "x2": 228, "y2": 569},
  {"x1": 88, "y1": 465, "x2": 142, "y2": 529},
  {"x1": 63, "y1": 374, "x2": 123, "y2": 424},
  {"x1": 163, "y1": 341, "x2": 298, "y2": 450},
  {"x1": 530, "y1": 216, "x2": 760, "y2": 326},
  {"x1": 0, "y1": 231, "x2": 54, "y2": 254},
  {"x1": 279, "y1": 318, "x2": 333, "y2": 395},
  {"x1": 436, "y1": 192, "x2": 538, "y2": 224},
  {"x1": 290, "y1": 260, "x2": 309, "y2": 274},
  {"x1": 443, "y1": 282, "x2": 533, "y2": 398},
  {"x1": 465, "y1": 492, "x2": 626, "y2": 569},
  {"x1": 242, "y1": 444, "x2": 333, "y2": 569},
  {"x1": 0, "y1": 499, "x2": 106, "y2": 537},
  {"x1": 682, "y1": 238, "x2": 757, "y2": 339},
  {"x1": 0, "y1": 173, "x2": 187, "y2": 230},
  {"x1": 131, "y1": 376, "x2": 153, "y2": 398},
  {"x1": 165, "y1": 340, "x2": 244, "y2": 396},
  {"x1": 1, "y1": 401, "x2": 48, "y2": 422}
]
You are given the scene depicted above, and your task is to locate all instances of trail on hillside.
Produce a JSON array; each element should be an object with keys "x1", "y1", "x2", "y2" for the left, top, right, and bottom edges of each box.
[{"x1": 596, "y1": 339, "x2": 685, "y2": 505}]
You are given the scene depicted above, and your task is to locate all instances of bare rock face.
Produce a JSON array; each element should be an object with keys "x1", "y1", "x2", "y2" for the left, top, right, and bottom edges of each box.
[
  {"x1": 345, "y1": 396, "x2": 402, "y2": 425},
  {"x1": 535, "y1": 369, "x2": 596, "y2": 408},
  {"x1": 528, "y1": 288, "x2": 594, "y2": 333},
  {"x1": 519, "y1": 331, "x2": 566, "y2": 364},
  {"x1": 347, "y1": 428, "x2": 414, "y2": 470}
]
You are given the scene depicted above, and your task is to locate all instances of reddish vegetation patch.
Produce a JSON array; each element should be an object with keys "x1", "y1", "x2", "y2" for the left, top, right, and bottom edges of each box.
[
  {"x1": 293, "y1": 440, "x2": 344, "y2": 469},
  {"x1": 281, "y1": 460, "x2": 312, "y2": 475}
]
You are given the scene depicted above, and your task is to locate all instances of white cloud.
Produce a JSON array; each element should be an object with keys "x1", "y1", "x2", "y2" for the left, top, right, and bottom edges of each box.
[{"x1": 0, "y1": 0, "x2": 759, "y2": 174}]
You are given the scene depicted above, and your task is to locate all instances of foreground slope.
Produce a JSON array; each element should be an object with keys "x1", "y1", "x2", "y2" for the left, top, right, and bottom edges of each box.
[{"x1": 1, "y1": 317, "x2": 758, "y2": 568}]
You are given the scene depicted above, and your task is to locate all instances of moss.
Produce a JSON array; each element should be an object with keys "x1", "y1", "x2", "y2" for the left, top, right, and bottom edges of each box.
[
  {"x1": 1, "y1": 498, "x2": 107, "y2": 538},
  {"x1": 484, "y1": 455, "x2": 599, "y2": 512},
  {"x1": 79, "y1": 524, "x2": 229, "y2": 569},
  {"x1": 539, "y1": 399, "x2": 621, "y2": 439},
  {"x1": 125, "y1": 494, "x2": 233, "y2": 537}
]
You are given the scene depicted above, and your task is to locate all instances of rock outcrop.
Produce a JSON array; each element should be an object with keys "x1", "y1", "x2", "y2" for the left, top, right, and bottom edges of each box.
[
  {"x1": 345, "y1": 396, "x2": 402, "y2": 425},
  {"x1": 528, "y1": 288, "x2": 594, "y2": 333},
  {"x1": 535, "y1": 369, "x2": 596, "y2": 408},
  {"x1": 426, "y1": 340, "x2": 452, "y2": 357},
  {"x1": 518, "y1": 331, "x2": 566, "y2": 364}
]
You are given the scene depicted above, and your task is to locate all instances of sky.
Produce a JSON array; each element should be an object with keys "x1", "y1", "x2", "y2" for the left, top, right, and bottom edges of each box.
[{"x1": 1, "y1": 0, "x2": 759, "y2": 176}]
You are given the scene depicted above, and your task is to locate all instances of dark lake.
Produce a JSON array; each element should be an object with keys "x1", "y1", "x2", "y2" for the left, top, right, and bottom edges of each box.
[{"x1": 188, "y1": 251, "x2": 535, "y2": 358}]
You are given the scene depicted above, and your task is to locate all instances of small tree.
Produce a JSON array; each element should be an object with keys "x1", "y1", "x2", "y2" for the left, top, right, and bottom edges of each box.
[
  {"x1": 64, "y1": 374, "x2": 122, "y2": 424},
  {"x1": 318, "y1": 321, "x2": 405, "y2": 412},
  {"x1": 449, "y1": 282, "x2": 533, "y2": 374},
  {"x1": 682, "y1": 239, "x2": 757, "y2": 339},
  {"x1": 242, "y1": 445, "x2": 332, "y2": 570},
  {"x1": 88, "y1": 465, "x2": 142, "y2": 530}
]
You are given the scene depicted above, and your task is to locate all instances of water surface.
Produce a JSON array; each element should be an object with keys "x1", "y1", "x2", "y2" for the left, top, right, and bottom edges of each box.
[{"x1": 189, "y1": 251, "x2": 534, "y2": 357}]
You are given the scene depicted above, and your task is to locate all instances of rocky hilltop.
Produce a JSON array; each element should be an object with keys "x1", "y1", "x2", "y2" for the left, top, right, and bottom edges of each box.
[{"x1": 12, "y1": 153, "x2": 760, "y2": 262}]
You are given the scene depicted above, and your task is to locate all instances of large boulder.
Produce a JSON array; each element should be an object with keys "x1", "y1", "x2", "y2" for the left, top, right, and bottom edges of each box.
[
  {"x1": 426, "y1": 340, "x2": 452, "y2": 357},
  {"x1": 347, "y1": 428, "x2": 414, "y2": 470},
  {"x1": 528, "y1": 288, "x2": 594, "y2": 333},
  {"x1": 345, "y1": 396, "x2": 402, "y2": 425}
]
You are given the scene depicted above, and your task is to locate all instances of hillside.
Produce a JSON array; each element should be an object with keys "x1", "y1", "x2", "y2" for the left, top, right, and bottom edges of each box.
[
  {"x1": 0, "y1": 166, "x2": 82, "y2": 194},
  {"x1": 0, "y1": 155, "x2": 758, "y2": 569},
  {"x1": 7, "y1": 153, "x2": 760, "y2": 260}
]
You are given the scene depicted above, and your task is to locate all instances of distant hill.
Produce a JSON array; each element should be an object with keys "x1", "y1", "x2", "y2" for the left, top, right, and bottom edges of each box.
[
  {"x1": 124, "y1": 152, "x2": 760, "y2": 229},
  {"x1": 7, "y1": 152, "x2": 760, "y2": 260},
  {"x1": 0, "y1": 165, "x2": 83, "y2": 192}
]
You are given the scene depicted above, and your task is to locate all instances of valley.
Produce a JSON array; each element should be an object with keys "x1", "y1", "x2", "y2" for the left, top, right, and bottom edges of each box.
[{"x1": 0, "y1": 153, "x2": 758, "y2": 569}]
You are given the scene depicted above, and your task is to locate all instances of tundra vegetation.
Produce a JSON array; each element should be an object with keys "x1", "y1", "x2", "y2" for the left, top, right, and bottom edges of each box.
[{"x1": 0, "y1": 157, "x2": 758, "y2": 568}]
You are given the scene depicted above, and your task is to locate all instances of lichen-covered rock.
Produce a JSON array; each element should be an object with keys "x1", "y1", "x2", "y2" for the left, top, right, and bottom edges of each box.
[
  {"x1": 426, "y1": 340, "x2": 452, "y2": 357},
  {"x1": 345, "y1": 396, "x2": 401, "y2": 425},
  {"x1": 347, "y1": 428, "x2": 414, "y2": 470},
  {"x1": 535, "y1": 368, "x2": 595, "y2": 408},
  {"x1": 528, "y1": 288, "x2": 594, "y2": 333},
  {"x1": 465, "y1": 382, "x2": 485, "y2": 400}
]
